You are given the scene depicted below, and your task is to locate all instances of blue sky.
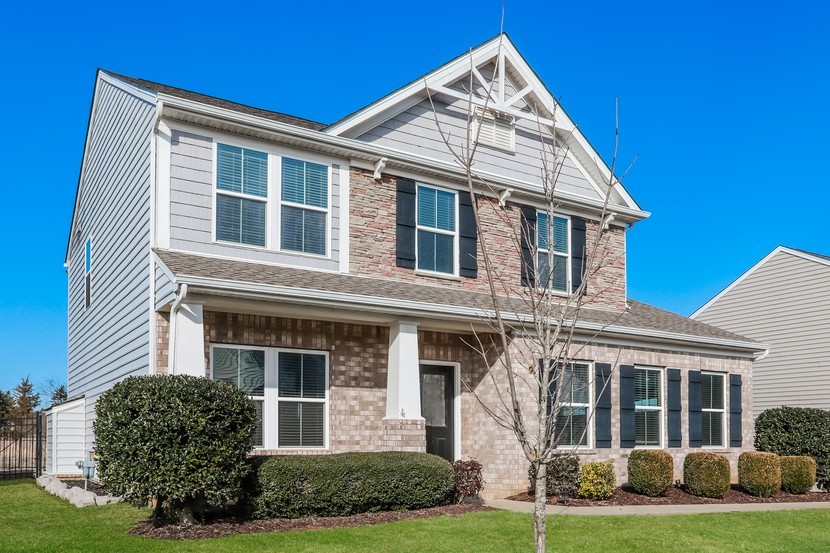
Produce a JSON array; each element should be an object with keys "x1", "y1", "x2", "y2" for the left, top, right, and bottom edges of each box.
[{"x1": 1, "y1": 0, "x2": 828, "y2": 394}]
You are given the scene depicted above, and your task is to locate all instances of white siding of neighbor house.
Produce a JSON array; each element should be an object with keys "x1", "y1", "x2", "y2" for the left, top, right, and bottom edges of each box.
[
  {"x1": 167, "y1": 129, "x2": 342, "y2": 272},
  {"x1": 694, "y1": 250, "x2": 830, "y2": 416},
  {"x1": 45, "y1": 399, "x2": 85, "y2": 475},
  {"x1": 67, "y1": 77, "x2": 155, "y2": 449},
  {"x1": 356, "y1": 95, "x2": 603, "y2": 201}
]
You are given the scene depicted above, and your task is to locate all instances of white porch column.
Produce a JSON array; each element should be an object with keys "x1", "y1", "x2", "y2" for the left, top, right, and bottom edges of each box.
[
  {"x1": 385, "y1": 320, "x2": 422, "y2": 419},
  {"x1": 171, "y1": 302, "x2": 205, "y2": 377}
]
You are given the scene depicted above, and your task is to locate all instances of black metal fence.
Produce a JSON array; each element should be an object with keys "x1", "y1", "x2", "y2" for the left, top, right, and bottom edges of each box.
[{"x1": 0, "y1": 413, "x2": 44, "y2": 479}]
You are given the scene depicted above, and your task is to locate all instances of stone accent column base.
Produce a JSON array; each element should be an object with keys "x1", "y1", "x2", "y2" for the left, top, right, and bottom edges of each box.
[{"x1": 380, "y1": 418, "x2": 426, "y2": 452}]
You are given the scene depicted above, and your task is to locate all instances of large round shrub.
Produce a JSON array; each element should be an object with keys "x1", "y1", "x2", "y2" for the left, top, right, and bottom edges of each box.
[
  {"x1": 628, "y1": 450, "x2": 673, "y2": 497},
  {"x1": 528, "y1": 454, "x2": 580, "y2": 497},
  {"x1": 780, "y1": 456, "x2": 816, "y2": 494},
  {"x1": 94, "y1": 375, "x2": 256, "y2": 523},
  {"x1": 578, "y1": 460, "x2": 615, "y2": 500},
  {"x1": 249, "y1": 452, "x2": 454, "y2": 518},
  {"x1": 755, "y1": 407, "x2": 830, "y2": 490},
  {"x1": 738, "y1": 452, "x2": 781, "y2": 497},
  {"x1": 684, "y1": 452, "x2": 731, "y2": 499}
]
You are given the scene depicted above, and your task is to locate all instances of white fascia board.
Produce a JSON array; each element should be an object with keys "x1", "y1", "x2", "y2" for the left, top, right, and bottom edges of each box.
[
  {"x1": 159, "y1": 96, "x2": 649, "y2": 222},
  {"x1": 44, "y1": 396, "x2": 85, "y2": 416},
  {"x1": 176, "y1": 274, "x2": 767, "y2": 353}
]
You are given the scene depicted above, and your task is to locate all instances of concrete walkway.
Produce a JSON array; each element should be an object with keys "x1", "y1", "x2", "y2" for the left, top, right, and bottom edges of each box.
[{"x1": 485, "y1": 498, "x2": 830, "y2": 516}]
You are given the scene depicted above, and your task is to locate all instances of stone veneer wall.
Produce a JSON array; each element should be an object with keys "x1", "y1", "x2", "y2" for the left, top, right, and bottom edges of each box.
[{"x1": 348, "y1": 167, "x2": 628, "y2": 311}]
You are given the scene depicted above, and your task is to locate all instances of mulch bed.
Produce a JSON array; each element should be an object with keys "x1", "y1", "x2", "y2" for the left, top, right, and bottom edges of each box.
[
  {"x1": 505, "y1": 485, "x2": 830, "y2": 507},
  {"x1": 61, "y1": 479, "x2": 107, "y2": 497},
  {"x1": 131, "y1": 503, "x2": 494, "y2": 540}
]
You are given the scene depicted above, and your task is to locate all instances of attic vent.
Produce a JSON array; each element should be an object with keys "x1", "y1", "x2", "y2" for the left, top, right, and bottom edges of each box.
[{"x1": 474, "y1": 109, "x2": 515, "y2": 152}]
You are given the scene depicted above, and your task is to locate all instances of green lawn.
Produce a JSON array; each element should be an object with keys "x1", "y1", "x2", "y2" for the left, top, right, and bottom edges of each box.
[{"x1": 2, "y1": 479, "x2": 829, "y2": 553}]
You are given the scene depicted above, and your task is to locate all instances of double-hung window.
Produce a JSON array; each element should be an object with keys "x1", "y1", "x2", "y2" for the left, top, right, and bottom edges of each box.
[
  {"x1": 537, "y1": 211, "x2": 570, "y2": 293},
  {"x1": 277, "y1": 351, "x2": 327, "y2": 447},
  {"x1": 216, "y1": 144, "x2": 268, "y2": 247},
  {"x1": 417, "y1": 185, "x2": 457, "y2": 274},
  {"x1": 281, "y1": 158, "x2": 328, "y2": 256},
  {"x1": 84, "y1": 239, "x2": 92, "y2": 309},
  {"x1": 212, "y1": 347, "x2": 266, "y2": 448},
  {"x1": 701, "y1": 372, "x2": 726, "y2": 447},
  {"x1": 554, "y1": 362, "x2": 592, "y2": 447},
  {"x1": 634, "y1": 367, "x2": 663, "y2": 447}
]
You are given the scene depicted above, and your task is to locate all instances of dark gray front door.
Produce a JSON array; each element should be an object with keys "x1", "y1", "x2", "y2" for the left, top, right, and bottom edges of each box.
[{"x1": 419, "y1": 364, "x2": 454, "y2": 462}]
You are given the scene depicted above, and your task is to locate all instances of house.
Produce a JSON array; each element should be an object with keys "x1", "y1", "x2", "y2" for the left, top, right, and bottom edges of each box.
[
  {"x1": 50, "y1": 34, "x2": 766, "y2": 497},
  {"x1": 692, "y1": 246, "x2": 830, "y2": 418}
]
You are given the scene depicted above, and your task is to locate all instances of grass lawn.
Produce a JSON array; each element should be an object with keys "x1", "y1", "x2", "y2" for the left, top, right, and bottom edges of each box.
[{"x1": 2, "y1": 479, "x2": 829, "y2": 553}]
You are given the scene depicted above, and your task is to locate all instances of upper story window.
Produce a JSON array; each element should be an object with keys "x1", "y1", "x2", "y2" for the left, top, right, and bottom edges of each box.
[
  {"x1": 416, "y1": 185, "x2": 458, "y2": 275},
  {"x1": 474, "y1": 108, "x2": 515, "y2": 151},
  {"x1": 634, "y1": 366, "x2": 663, "y2": 447},
  {"x1": 537, "y1": 211, "x2": 570, "y2": 293},
  {"x1": 215, "y1": 144, "x2": 268, "y2": 247},
  {"x1": 702, "y1": 372, "x2": 726, "y2": 447},
  {"x1": 553, "y1": 362, "x2": 592, "y2": 448},
  {"x1": 84, "y1": 239, "x2": 92, "y2": 309},
  {"x1": 280, "y1": 158, "x2": 328, "y2": 256}
]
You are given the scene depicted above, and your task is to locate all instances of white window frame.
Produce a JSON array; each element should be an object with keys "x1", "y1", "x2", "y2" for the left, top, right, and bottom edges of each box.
[
  {"x1": 472, "y1": 108, "x2": 515, "y2": 152},
  {"x1": 536, "y1": 210, "x2": 572, "y2": 294},
  {"x1": 634, "y1": 366, "x2": 664, "y2": 449},
  {"x1": 209, "y1": 344, "x2": 330, "y2": 451},
  {"x1": 415, "y1": 183, "x2": 459, "y2": 277},
  {"x1": 555, "y1": 361, "x2": 593, "y2": 450},
  {"x1": 276, "y1": 157, "x2": 331, "y2": 258},
  {"x1": 701, "y1": 371, "x2": 727, "y2": 449},
  {"x1": 212, "y1": 141, "x2": 271, "y2": 250}
]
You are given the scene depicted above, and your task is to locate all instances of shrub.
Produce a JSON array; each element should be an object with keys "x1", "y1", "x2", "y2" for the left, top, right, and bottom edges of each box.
[
  {"x1": 684, "y1": 452, "x2": 731, "y2": 499},
  {"x1": 755, "y1": 406, "x2": 830, "y2": 490},
  {"x1": 578, "y1": 460, "x2": 615, "y2": 500},
  {"x1": 249, "y1": 452, "x2": 454, "y2": 518},
  {"x1": 780, "y1": 456, "x2": 816, "y2": 494},
  {"x1": 627, "y1": 450, "x2": 673, "y2": 497},
  {"x1": 94, "y1": 375, "x2": 256, "y2": 523},
  {"x1": 738, "y1": 452, "x2": 781, "y2": 497},
  {"x1": 528, "y1": 455, "x2": 580, "y2": 498},
  {"x1": 453, "y1": 459, "x2": 484, "y2": 503}
]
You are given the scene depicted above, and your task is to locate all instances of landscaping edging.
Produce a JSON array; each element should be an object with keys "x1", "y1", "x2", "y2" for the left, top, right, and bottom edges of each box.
[{"x1": 36, "y1": 475, "x2": 122, "y2": 508}]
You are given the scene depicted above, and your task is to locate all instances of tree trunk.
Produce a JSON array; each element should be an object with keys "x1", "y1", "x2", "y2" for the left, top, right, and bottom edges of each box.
[
  {"x1": 534, "y1": 461, "x2": 547, "y2": 553},
  {"x1": 172, "y1": 499, "x2": 196, "y2": 525}
]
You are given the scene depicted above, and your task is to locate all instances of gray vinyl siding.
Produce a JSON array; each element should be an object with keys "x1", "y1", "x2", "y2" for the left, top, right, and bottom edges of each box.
[
  {"x1": 155, "y1": 262, "x2": 176, "y2": 310},
  {"x1": 168, "y1": 130, "x2": 341, "y2": 271},
  {"x1": 356, "y1": 96, "x2": 602, "y2": 201},
  {"x1": 66, "y1": 78, "x2": 155, "y2": 449},
  {"x1": 694, "y1": 251, "x2": 830, "y2": 416}
]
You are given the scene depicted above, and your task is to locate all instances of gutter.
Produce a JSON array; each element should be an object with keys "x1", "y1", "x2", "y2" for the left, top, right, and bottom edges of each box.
[{"x1": 167, "y1": 283, "x2": 188, "y2": 374}]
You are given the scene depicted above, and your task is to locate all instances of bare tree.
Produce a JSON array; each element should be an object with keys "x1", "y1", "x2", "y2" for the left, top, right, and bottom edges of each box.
[{"x1": 424, "y1": 36, "x2": 634, "y2": 552}]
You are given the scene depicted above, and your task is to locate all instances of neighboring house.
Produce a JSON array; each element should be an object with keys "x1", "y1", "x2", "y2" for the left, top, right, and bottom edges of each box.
[
  {"x1": 692, "y1": 246, "x2": 830, "y2": 418},
  {"x1": 49, "y1": 34, "x2": 766, "y2": 497}
]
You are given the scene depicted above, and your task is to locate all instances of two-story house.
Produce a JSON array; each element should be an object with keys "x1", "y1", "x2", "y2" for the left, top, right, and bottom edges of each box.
[{"x1": 49, "y1": 34, "x2": 766, "y2": 497}]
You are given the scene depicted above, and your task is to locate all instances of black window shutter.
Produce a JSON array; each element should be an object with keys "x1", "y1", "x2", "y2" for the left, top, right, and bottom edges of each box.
[
  {"x1": 570, "y1": 217, "x2": 587, "y2": 294},
  {"x1": 396, "y1": 178, "x2": 417, "y2": 268},
  {"x1": 729, "y1": 374, "x2": 743, "y2": 447},
  {"x1": 619, "y1": 364, "x2": 636, "y2": 448},
  {"x1": 688, "y1": 370, "x2": 702, "y2": 448},
  {"x1": 458, "y1": 191, "x2": 478, "y2": 278},
  {"x1": 520, "y1": 206, "x2": 537, "y2": 286},
  {"x1": 595, "y1": 363, "x2": 612, "y2": 448},
  {"x1": 667, "y1": 369, "x2": 682, "y2": 447}
]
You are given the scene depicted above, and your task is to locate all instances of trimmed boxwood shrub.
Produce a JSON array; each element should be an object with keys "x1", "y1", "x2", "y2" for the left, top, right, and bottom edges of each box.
[
  {"x1": 780, "y1": 456, "x2": 816, "y2": 494},
  {"x1": 94, "y1": 375, "x2": 256, "y2": 523},
  {"x1": 453, "y1": 459, "x2": 484, "y2": 503},
  {"x1": 578, "y1": 460, "x2": 615, "y2": 500},
  {"x1": 738, "y1": 452, "x2": 781, "y2": 497},
  {"x1": 249, "y1": 452, "x2": 454, "y2": 518},
  {"x1": 684, "y1": 452, "x2": 731, "y2": 499},
  {"x1": 628, "y1": 450, "x2": 673, "y2": 497},
  {"x1": 755, "y1": 406, "x2": 830, "y2": 490},
  {"x1": 528, "y1": 454, "x2": 580, "y2": 497}
]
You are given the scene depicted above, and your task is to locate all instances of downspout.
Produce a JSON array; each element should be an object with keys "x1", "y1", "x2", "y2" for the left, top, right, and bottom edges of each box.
[
  {"x1": 167, "y1": 283, "x2": 188, "y2": 375},
  {"x1": 755, "y1": 347, "x2": 771, "y2": 362}
]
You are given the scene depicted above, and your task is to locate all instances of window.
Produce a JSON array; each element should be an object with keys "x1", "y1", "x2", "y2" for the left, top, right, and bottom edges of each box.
[
  {"x1": 634, "y1": 367, "x2": 662, "y2": 447},
  {"x1": 210, "y1": 345, "x2": 328, "y2": 450},
  {"x1": 537, "y1": 211, "x2": 570, "y2": 293},
  {"x1": 553, "y1": 362, "x2": 591, "y2": 447},
  {"x1": 216, "y1": 144, "x2": 268, "y2": 247},
  {"x1": 474, "y1": 108, "x2": 515, "y2": 151},
  {"x1": 702, "y1": 372, "x2": 726, "y2": 447},
  {"x1": 416, "y1": 185, "x2": 457, "y2": 274},
  {"x1": 84, "y1": 239, "x2": 92, "y2": 309},
  {"x1": 281, "y1": 158, "x2": 328, "y2": 255}
]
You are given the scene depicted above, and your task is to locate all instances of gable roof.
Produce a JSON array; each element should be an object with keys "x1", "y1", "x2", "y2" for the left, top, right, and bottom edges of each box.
[
  {"x1": 155, "y1": 249, "x2": 764, "y2": 353},
  {"x1": 691, "y1": 246, "x2": 830, "y2": 319}
]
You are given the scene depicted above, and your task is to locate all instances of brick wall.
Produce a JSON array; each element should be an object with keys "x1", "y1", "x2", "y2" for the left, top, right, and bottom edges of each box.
[{"x1": 155, "y1": 312, "x2": 169, "y2": 375}]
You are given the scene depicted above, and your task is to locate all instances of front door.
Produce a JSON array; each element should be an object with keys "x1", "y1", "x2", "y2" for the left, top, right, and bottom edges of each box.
[{"x1": 419, "y1": 364, "x2": 454, "y2": 462}]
